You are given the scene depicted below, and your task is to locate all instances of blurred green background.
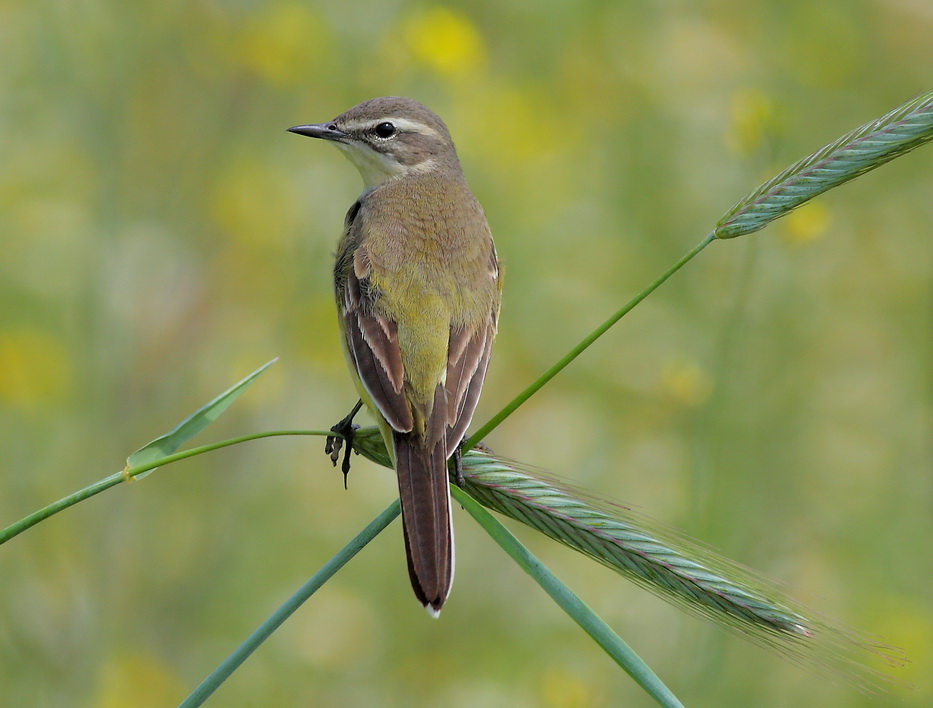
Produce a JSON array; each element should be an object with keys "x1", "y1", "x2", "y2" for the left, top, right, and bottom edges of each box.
[{"x1": 1, "y1": 0, "x2": 931, "y2": 705}]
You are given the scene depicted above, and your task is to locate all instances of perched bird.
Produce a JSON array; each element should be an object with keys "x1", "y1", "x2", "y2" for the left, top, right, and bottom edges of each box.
[{"x1": 289, "y1": 97, "x2": 501, "y2": 616}]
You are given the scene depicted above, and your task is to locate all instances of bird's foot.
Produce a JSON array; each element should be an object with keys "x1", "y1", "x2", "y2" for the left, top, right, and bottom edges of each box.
[{"x1": 325, "y1": 400, "x2": 362, "y2": 489}]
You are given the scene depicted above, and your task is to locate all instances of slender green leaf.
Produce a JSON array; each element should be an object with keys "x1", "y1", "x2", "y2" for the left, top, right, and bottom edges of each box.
[
  {"x1": 126, "y1": 358, "x2": 277, "y2": 478},
  {"x1": 1, "y1": 430, "x2": 324, "y2": 546}
]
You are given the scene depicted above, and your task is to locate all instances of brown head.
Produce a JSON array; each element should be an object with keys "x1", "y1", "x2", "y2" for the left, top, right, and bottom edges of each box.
[{"x1": 288, "y1": 97, "x2": 462, "y2": 187}]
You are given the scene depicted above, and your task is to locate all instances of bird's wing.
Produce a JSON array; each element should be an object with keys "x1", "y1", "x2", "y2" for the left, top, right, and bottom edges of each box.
[
  {"x1": 441, "y1": 316, "x2": 495, "y2": 457},
  {"x1": 341, "y1": 246, "x2": 414, "y2": 434},
  {"x1": 341, "y1": 226, "x2": 499, "y2": 451},
  {"x1": 440, "y1": 239, "x2": 500, "y2": 457}
]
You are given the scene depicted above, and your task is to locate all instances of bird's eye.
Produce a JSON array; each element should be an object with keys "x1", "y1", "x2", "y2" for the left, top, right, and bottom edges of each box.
[{"x1": 374, "y1": 122, "x2": 397, "y2": 138}]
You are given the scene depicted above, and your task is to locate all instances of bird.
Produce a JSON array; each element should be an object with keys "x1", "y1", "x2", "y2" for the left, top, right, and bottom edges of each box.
[{"x1": 288, "y1": 97, "x2": 501, "y2": 616}]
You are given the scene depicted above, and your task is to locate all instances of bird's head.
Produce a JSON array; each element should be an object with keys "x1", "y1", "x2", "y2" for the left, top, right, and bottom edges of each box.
[{"x1": 288, "y1": 97, "x2": 460, "y2": 187}]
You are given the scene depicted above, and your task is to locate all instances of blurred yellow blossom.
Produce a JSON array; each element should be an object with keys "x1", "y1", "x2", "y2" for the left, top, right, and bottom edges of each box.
[
  {"x1": 402, "y1": 7, "x2": 487, "y2": 78},
  {"x1": 659, "y1": 358, "x2": 713, "y2": 407},
  {"x1": 0, "y1": 327, "x2": 71, "y2": 409},
  {"x1": 456, "y1": 83, "x2": 561, "y2": 164},
  {"x1": 726, "y1": 88, "x2": 780, "y2": 156},
  {"x1": 540, "y1": 667, "x2": 599, "y2": 708},
  {"x1": 94, "y1": 651, "x2": 186, "y2": 708},
  {"x1": 238, "y1": 3, "x2": 330, "y2": 86},
  {"x1": 782, "y1": 201, "x2": 830, "y2": 245}
]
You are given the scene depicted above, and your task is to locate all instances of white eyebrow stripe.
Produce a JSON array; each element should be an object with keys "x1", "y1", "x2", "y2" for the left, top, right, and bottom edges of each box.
[
  {"x1": 340, "y1": 116, "x2": 440, "y2": 137},
  {"x1": 388, "y1": 117, "x2": 439, "y2": 136}
]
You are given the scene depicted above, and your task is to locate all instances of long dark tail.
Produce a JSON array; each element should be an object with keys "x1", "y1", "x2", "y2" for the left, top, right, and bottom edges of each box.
[{"x1": 393, "y1": 431, "x2": 453, "y2": 616}]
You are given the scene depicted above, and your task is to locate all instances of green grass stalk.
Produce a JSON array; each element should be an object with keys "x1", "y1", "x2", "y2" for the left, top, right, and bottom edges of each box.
[
  {"x1": 178, "y1": 500, "x2": 401, "y2": 708},
  {"x1": 453, "y1": 486, "x2": 684, "y2": 708},
  {"x1": 0, "y1": 431, "x2": 327, "y2": 546}
]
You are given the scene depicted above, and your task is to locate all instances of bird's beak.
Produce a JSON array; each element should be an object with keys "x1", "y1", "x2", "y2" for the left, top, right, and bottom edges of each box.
[{"x1": 287, "y1": 122, "x2": 347, "y2": 142}]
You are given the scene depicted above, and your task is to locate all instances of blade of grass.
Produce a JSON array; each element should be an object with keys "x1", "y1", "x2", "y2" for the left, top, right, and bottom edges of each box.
[
  {"x1": 0, "y1": 430, "x2": 327, "y2": 545},
  {"x1": 178, "y1": 499, "x2": 401, "y2": 708},
  {"x1": 452, "y1": 486, "x2": 684, "y2": 708},
  {"x1": 3, "y1": 359, "x2": 288, "y2": 545},
  {"x1": 127, "y1": 358, "x2": 277, "y2": 479}
]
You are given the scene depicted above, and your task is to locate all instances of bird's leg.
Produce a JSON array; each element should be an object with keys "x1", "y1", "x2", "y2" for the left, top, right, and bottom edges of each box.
[
  {"x1": 450, "y1": 436, "x2": 467, "y2": 488},
  {"x1": 325, "y1": 399, "x2": 363, "y2": 489}
]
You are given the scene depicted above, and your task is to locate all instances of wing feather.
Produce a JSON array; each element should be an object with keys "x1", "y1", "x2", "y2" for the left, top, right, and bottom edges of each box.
[
  {"x1": 443, "y1": 315, "x2": 496, "y2": 457},
  {"x1": 342, "y1": 260, "x2": 413, "y2": 433}
]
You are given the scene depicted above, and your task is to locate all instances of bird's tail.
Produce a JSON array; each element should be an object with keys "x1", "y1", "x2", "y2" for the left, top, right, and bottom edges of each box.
[{"x1": 392, "y1": 431, "x2": 454, "y2": 617}]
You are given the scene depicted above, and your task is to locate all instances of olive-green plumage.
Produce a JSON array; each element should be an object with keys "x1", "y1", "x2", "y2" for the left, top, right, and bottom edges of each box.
[{"x1": 290, "y1": 97, "x2": 501, "y2": 615}]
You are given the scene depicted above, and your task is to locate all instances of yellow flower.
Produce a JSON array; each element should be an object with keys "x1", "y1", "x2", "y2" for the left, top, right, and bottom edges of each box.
[
  {"x1": 0, "y1": 327, "x2": 71, "y2": 408},
  {"x1": 782, "y1": 202, "x2": 830, "y2": 245},
  {"x1": 94, "y1": 652, "x2": 186, "y2": 708},
  {"x1": 726, "y1": 88, "x2": 778, "y2": 156},
  {"x1": 239, "y1": 3, "x2": 329, "y2": 86},
  {"x1": 660, "y1": 358, "x2": 712, "y2": 407},
  {"x1": 403, "y1": 7, "x2": 487, "y2": 78}
]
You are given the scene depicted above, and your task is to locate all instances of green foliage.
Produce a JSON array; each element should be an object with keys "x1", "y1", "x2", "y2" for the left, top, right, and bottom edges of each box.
[{"x1": 127, "y1": 359, "x2": 277, "y2": 479}]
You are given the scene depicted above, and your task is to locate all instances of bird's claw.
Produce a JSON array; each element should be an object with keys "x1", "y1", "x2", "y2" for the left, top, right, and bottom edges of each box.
[{"x1": 326, "y1": 400, "x2": 362, "y2": 489}]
